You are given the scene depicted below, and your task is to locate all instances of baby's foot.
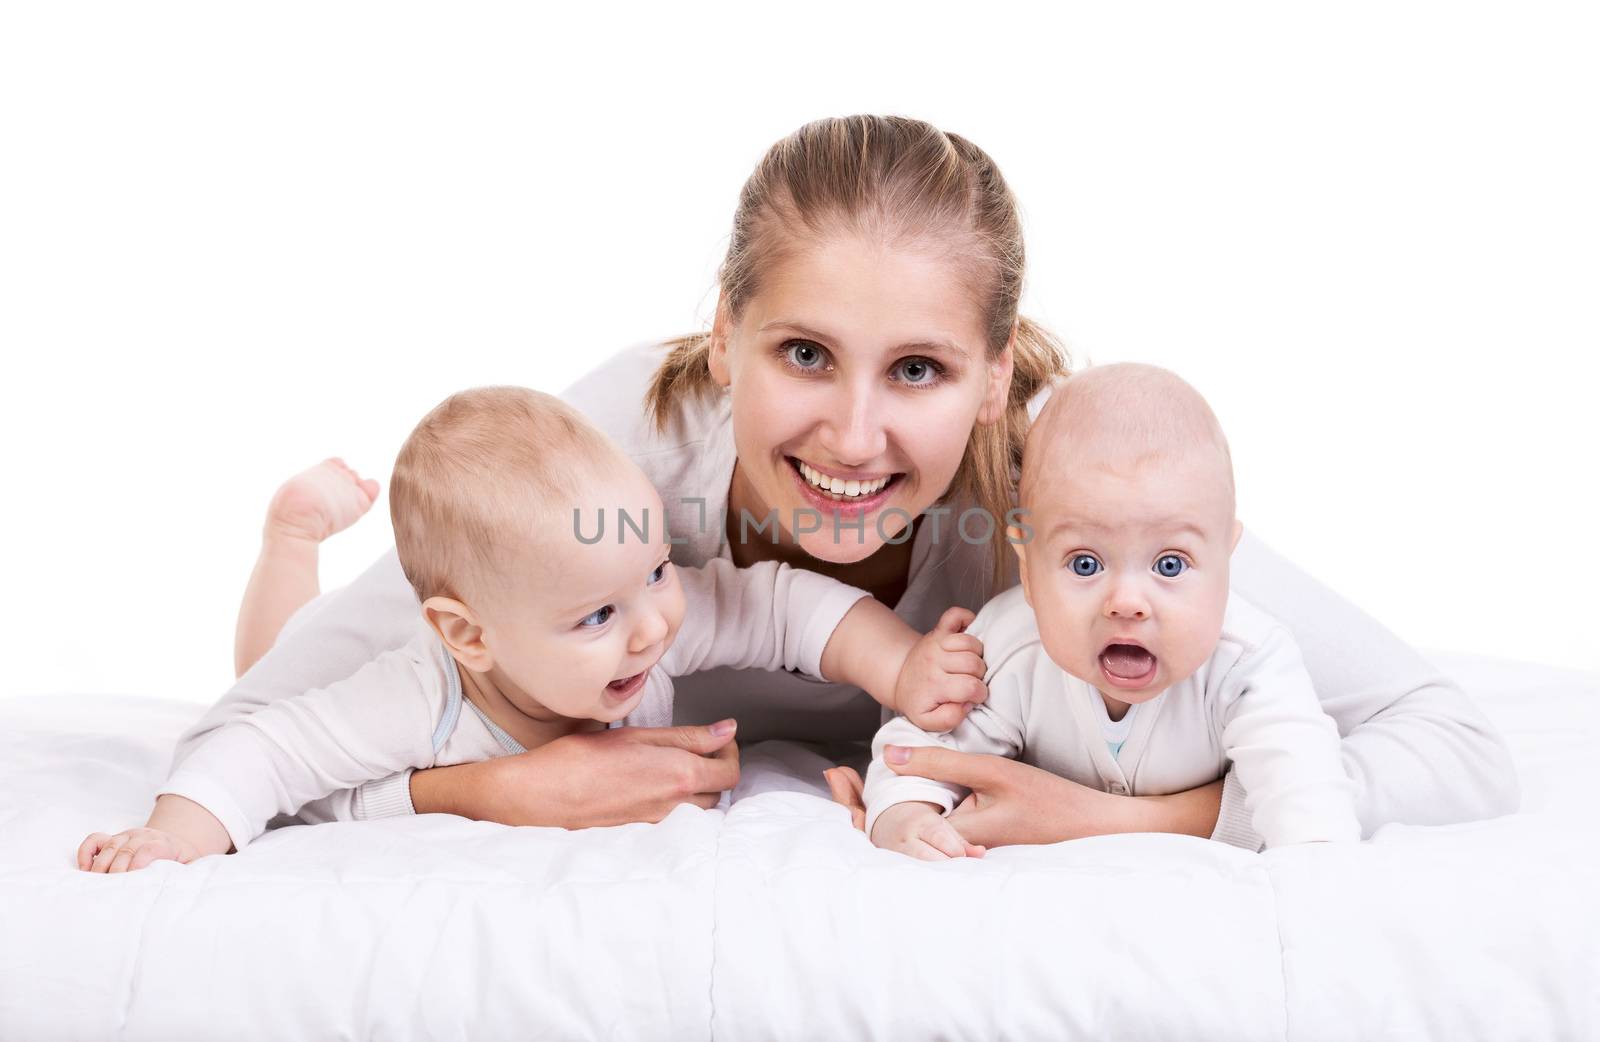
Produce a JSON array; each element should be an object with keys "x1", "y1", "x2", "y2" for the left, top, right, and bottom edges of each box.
[{"x1": 265, "y1": 458, "x2": 380, "y2": 545}]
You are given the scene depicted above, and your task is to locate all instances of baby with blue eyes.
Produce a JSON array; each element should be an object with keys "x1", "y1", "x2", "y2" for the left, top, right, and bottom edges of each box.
[
  {"x1": 864, "y1": 363, "x2": 1362, "y2": 859},
  {"x1": 81, "y1": 386, "x2": 983, "y2": 872}
]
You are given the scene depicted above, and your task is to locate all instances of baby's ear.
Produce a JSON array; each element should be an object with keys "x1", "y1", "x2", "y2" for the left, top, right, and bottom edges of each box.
[
  {"x1": 422, "y1": 597, "x2": 494, "y2": 672},
  {"x1": 1229, "y1": 519, "x2": 1244, "y2": 553},
  {"x1": 1008, "y1": 526, "x2": 1032, "y2": 605}
]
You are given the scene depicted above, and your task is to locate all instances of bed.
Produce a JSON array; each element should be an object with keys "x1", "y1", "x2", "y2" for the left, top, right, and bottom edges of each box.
[{"x1": 3, "y1": 652, "x2": 1596, "y2": 1041}]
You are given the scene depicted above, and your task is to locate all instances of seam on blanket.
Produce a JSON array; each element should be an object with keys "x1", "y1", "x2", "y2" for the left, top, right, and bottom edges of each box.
[
  {"x1": 113, "y1": 866, "x2": 174, "y2": 1040},
  {"x1": 706, "y1": 809, "x2": 724, "y2": 1042},
  {"x1": 1262, "y1": 858, "x2": 1291, "y2": 1042}
]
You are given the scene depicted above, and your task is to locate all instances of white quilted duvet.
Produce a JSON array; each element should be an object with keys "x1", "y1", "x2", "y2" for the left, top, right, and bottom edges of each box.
[{"x1": 2, "y1": 653, "x2": 1596, "y2": 1041}]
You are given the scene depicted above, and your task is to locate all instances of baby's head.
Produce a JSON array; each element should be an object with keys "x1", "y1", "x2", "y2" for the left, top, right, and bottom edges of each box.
[
  {"x1": 1010, "y1": 363, "x2": 1243, "y2": 704},
  {"x1": 390, "y1": 387, "x2": 685, "y2": 724}
]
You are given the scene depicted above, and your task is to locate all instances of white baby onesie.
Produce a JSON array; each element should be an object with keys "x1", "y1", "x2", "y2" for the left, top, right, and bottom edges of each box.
[
  {"x1": 863, "y1": 585, "x2": 1362, "y2": 849},
  {"x1": 165, "y1": 557, "x2": 868, "y2": 852}
]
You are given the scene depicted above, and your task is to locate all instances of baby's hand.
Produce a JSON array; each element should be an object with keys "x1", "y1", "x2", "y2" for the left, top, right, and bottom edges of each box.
[
  {"x1": 869, "y1": 800, "x2": 987, "y2": 862},
  {"x1": 77, "y1": 827, "x2": 198, "y2": 874},
  {"x1": 894, "y1": 606, "x2": 988, "y2": 732}
]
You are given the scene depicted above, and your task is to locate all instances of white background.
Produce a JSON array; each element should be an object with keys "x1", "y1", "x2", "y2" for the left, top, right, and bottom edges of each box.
[{"x1": 1, "y1": 2, "x2": 1595, "y2": 703}]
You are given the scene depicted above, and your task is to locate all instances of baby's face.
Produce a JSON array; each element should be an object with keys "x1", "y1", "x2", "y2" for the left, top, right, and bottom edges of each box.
[
  {"x1": 1015, "y1": 453, "x2": 1240, "y2": 705},
  {"x1": 479, "y1": 464, "x2": 686, "y2": 724}
]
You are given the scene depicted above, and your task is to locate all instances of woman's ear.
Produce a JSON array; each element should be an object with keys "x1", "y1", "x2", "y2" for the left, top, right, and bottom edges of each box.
[
  {"x1": 976, "y1": 324, "x2": 1017, "y2": 426},
  {"x1": 708, "y1": 294, "x2": 734, "y2": 390},
  {"x1": 423, "y1": 596, "x2": 495, "y2": 673}
]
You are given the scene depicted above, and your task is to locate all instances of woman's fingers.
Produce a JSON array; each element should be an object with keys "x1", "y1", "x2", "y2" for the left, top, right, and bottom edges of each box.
[
  {"x1": 623, "y1": 720, "x2": 738, "y2": 756},
  {"x1": 884, "y1": 745, "x2": 1002, "y2": 792},
  {"x1": 691, "y1": 738, "x2": 741, "y2": 795},
  {"x1": 823, "y1": 766, "x2": 867, "y2": 832}
]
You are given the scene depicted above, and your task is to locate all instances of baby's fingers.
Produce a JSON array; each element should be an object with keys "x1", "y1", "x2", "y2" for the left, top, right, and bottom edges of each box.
[
  {"x1": 910, "y1": 702, "x2": 970, "y2": 733},
  {"x1": 920, "y1": 819, "x2": 975, "y2": 860},
  {"x1": 88, "y1": 834, "x2": 130, "y2": 874},
  {"x1": 939, "y1": 632, "x2": 984, "y2": 657},
  {"x1": 77, "y1": 833, "x2": 113, "y2": 872},
  {"x1": 900, "y1": 838, "x2": 956, "y2": 862},
  {"x1": 941, "y1": 650, "x2": 988, "y2": 681}
]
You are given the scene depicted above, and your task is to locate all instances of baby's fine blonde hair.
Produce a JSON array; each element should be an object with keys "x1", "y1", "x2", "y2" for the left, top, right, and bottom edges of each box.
[
  {"x1": 1020, "y1": 363, "x2": 1236, "y2": 515},
  {"x1": 390, "y1": 386, "x2": 621, "y2": 604},
  {"x1": 644, "y1": 115, "x2": 1071, "y2": 589}
]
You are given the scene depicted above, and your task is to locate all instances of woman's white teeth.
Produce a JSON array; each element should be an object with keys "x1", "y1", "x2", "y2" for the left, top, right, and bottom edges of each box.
[{"x1": 798, "y1": 461, "x2": 889, "y2": 499}]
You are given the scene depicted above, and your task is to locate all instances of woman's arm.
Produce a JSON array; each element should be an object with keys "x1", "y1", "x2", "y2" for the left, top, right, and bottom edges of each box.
[
  {"x1": 1227, "y1": 529, "x2": 1520, "y2": 840},
  {"x1": 825, "y1": 752, "x2": 1223, "y2": 846},
  {"x1": 407, "y1": 723, "x2": 740, "y2": 825},
  {"x1": 829, "y1": 531, "x2": 1519, "y2": 847},
  {"x1": 185, "y1": 547, "x2": 745, "y2": 828}
]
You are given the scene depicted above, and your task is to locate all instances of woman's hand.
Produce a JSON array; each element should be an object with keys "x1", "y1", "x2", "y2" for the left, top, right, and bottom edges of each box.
[
  {"x1": 825, "y1": 748, "x2": 1225, "y2": 847},
  {"x1": 410, "y1": 720, "x2": 741, "y2": 828}
]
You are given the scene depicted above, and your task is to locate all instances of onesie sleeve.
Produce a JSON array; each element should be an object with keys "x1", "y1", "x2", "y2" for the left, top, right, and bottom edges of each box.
[
  {"x1": 662, "y1": 557, "x2": 870, "y2": 680},
  {"x1": 170, "y1": 549, "x2": 430, "y2": 822},
  {"x1": 160, "y1": 627, "x2": 453, "y2": 852},
  {"x1": 1215, "y1": 622, "x2": 1363, "y2": 847},
  {"x1": 861, "y1": 672, "x2": 1028, "y2": 838},
  {"x1": 1223, "y1": 530, "x2": 1519, "y2": 842}
]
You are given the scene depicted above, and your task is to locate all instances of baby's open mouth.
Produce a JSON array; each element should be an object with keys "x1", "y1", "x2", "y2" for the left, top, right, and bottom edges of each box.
[
  {"x1": 1098, "y1": 642, "x2": 1158, "y2": 688},
  {"x1": 605, "y1": 670, "x2": 648, "y2": 701}
]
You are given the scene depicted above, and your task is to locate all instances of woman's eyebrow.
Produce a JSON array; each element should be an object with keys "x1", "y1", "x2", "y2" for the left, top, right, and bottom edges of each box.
[{"x1": 759, "y1": 320, "x2": 969, "y2": 359}]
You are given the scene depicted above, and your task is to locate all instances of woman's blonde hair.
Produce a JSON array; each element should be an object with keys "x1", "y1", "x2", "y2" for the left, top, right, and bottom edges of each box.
[{"x1": 645, "y1": 115, "x2": 1069, "y2": 589}]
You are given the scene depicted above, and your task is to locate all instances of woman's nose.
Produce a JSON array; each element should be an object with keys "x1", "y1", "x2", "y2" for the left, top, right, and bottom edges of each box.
[{"x1": 819, "y1": 380, "x2": 888, "y2": 465}]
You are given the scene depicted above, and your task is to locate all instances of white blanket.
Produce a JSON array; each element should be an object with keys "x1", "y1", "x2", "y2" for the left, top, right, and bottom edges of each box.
[{"x1": 2, "y1": 654, "x2": 1596, "y2": 1041}]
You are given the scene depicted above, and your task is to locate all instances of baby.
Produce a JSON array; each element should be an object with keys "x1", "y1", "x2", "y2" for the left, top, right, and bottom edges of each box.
[
  {"x1": 79, "y1": 387, "x2": 984, "y2": 872},
  {"x1": 865, "y1": 363, "x2": 1361, "y2": 859}
]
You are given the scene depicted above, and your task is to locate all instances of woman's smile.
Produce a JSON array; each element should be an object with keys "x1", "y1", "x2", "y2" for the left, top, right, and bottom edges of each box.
[{"x1": 786, "y1": 455, "x2": 905, "y2": 518}]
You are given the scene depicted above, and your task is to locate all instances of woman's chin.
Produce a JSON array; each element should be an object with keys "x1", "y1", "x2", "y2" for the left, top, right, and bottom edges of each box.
[{"x1": 795, "y1": 529, "x2": 887, "y2": 564}]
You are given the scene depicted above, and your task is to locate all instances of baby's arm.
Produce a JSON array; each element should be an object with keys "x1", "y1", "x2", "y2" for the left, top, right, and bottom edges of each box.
[
  {"x1": 1218, "y1": 624, "x2": 1363, "y2": 847},
  {"x1": 863, "y1": 691, "x2": 1024, "y2": 859},
  {"x1": 79, "y1": 629, "x2": 448, "y2": 872},
  {"x1": 822, "y1": 603, "x2": 989, "y2": 732}
]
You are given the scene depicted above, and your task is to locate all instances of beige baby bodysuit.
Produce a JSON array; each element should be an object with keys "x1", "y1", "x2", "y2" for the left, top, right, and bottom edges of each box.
[
  {"x1": 165, "y1": 557, "x2": 868, "y2": 852},
  {"x1": 863, "y1": 585, "x2": 1362, "y2": 849}
]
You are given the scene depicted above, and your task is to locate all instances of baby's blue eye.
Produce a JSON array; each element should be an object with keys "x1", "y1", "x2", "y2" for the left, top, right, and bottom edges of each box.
[
  {"x1": 1069, "y1": 554, "x2": 1102, "y2": 577},
  {"x1": 579, "y1": 605, "x2": 614, "y2": 628},
  {"x1": 648, "y1": 562, "x2": 669, "y2": 585},
  {"x1": 1155, "y1": 554, "x2": 1187, "y2": 578}
]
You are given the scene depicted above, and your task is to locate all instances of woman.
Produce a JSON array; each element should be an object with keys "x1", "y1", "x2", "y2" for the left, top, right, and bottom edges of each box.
[{"x1": 181, "y1": 115, "x2": 1517, "y2": 848}]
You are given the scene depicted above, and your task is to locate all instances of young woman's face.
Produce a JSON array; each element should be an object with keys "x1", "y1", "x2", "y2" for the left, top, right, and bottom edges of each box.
[{"x1": 711, "y1": 232, "x2": 1013, "y2": 565}]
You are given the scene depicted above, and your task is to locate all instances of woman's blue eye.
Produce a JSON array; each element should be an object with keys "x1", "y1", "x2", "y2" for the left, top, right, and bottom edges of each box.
[
  {"x1": 894, "y1": 357, "x2": 941, "y2": 386},
  {"x1": 785, "y1": 340, "x2": 827, "y2": 371},
  {"x1": 1069, "y1": 554, "x2": 1102, "y2": 577},
  {"x1": 579, "y1": 605, "x2": 614, "y2": 628},
  {"x1": 1155, "y1": 554, "x2": 1188, "y2": 578},
  {"x1": 648, "y1": 562, "x2": 668, "y2": 585}
]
